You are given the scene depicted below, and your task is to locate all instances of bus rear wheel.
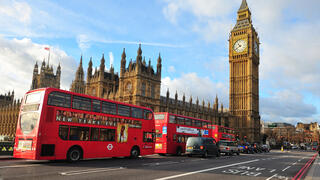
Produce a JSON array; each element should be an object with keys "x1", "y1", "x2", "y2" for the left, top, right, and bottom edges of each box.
[
  {"x1": 176, "y1": 147, "x2": 182, "y2": 156},
  {"x1": 67, "y1": 147, "x2": 82, "y2": 162},
  {"x1": 130, "y1": 147, "x2": 140, "y2": 159}
]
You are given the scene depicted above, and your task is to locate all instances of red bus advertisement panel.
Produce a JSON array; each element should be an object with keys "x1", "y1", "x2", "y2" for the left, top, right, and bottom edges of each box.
[{"x1": 14, "y1": 88, "x2": 155, "y2": 161}]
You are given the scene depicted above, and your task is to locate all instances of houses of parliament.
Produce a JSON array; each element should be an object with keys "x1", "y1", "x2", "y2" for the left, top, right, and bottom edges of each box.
[{"x1": 0, "y1": 0, "x2": 261, "y2": 142}]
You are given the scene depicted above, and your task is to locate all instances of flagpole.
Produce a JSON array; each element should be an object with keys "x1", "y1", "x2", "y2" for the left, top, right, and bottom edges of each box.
[{"x1": 48, "y1": 49, "x2": 50, "y2": 65}]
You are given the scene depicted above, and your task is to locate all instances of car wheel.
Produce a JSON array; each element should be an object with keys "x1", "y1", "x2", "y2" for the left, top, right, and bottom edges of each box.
[
  {"x1": 216, "y1": 150, "x2": 221, "y2": 157},
  {"x1": 202, "y1": 150, "x2": 208, "y2": 158}
]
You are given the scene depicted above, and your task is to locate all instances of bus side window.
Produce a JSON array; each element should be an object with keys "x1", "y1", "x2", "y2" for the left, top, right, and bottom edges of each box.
[
  {"x1": 69, "y1": 126, "x2": 89, "y2": 141},
  {"x1": 144, "y1": 110, "x2": 153, "y2": 120},
  {"x1": 185, "y1": 118, "x2": 192, "y2": 126},
  {"x1": 101, "y1": 101, "x2": 117, "y2": 115},
  {"x1": 100, "y1": 129, "x2": 115, "y2": 141},
  {"x1": 48, "y1": 91, "x2": 71, "y2": 108},
  {"x1": 92, "y1": 99, "x2": 101, "y2": 113},
  {"x1": 143, "y1": 132, "x2": 155, "y2": 142},
  {"x1": 169, "y1": 115, "x2": 176, "y2": 124},
  {"x1": 173, "y1": 134, "x2": 177, "y2": 141},
  {"x1": 72, "y1": 96, "x2": 92, "y2": 111},
  {"x1": 59, "y1": 125, "x2": 69, "y2": 140},
  {"x1": 118, "y1": 105, "x2": 131, "y2": 117},
  {"x1": 90, "y1": 128, "x2": 99, "y2": 141},
  {"x1": 132, "y1": 107, "x2": 143, "y2": 119}
]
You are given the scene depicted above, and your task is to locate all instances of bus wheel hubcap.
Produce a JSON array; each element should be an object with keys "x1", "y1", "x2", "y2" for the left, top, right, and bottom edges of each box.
[{"x1": 71, "y1": 150, "x2": 79, "y2": 160}]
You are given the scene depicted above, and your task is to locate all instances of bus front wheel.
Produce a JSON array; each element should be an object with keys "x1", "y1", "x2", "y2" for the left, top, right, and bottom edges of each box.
[
  {"x1": 130, "y1": 146, "x2": 140, "y2": 159},
  {"x1": 67, "y1": 147, "x2": 82, "y2": 162}
]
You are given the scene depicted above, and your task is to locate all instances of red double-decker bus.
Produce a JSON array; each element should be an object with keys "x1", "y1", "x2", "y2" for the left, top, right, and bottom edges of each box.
[
  {"x1": 13, "y1": 88, "x2": 155, "y2": 162},
  {"x1": 154, "y1": 112, "x2": 211, "y2": 155},
  {"x1": 209, "y1": 125, "x2": 236, "y2": 142}
]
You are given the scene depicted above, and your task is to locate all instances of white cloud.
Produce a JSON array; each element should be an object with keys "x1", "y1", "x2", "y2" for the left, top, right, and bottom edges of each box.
[
  {"x1": 261, "y1": 90, "x2": 317, "y2": 124},
  {"x1": 161, "y1": 73, "x2": 228, "y2": 107},
  {"x1": 0, "y1": 1, "x2": 32, "y2": 24},
  {"x1": 109, "y1": 52, "x2": 114, "y2": 68},
  {"x1": 77, "y1": 34, "x2": 91, "y2": 52},
  {"x1": 0, "y1": 37, "x2": 77, "y2": 98},
  {"x1": 168, "y1": 66, "x2": 176, "y2": 73}
]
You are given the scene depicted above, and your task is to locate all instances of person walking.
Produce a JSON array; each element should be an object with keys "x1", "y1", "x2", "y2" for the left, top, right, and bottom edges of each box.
[{"x1": 317, "y1": 145, "x2": 320, "y2": 157}]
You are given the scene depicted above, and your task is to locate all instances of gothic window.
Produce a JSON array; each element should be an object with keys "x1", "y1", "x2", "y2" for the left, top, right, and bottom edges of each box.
[
  {"x1": 141, "y1": 82, "x2": 146, "y2": 96},
  {"x1": 151, "y1": 84, "x2": 155, "y2": 98}
]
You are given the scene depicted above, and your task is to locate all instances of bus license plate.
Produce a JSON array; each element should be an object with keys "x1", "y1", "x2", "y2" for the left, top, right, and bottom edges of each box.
[{"x1": 18, "y1": 140, "x2": 32, "y2": 151}]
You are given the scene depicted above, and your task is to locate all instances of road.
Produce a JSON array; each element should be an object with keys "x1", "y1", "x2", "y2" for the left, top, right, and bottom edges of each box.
[{"x1": 0, "y1": 150, "x2": 316, "y2": 180}]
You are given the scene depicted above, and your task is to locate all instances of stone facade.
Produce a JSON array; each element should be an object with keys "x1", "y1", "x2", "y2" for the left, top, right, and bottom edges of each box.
[
  {"x1": 70, "y1": 56, "x2": 86, "y2": 94},
  {"x1": 71, "y1": 45, "x2": 230, "y2": 127},
  {"x1": 31, "y1": 60, "x2": 61, "y2": 90},
  {"x1": 0, "y1": 92, "x2": 21, "y2": 137},
  {"x1": 229, "y1": 0, "x2": 261, "y2": 142}
]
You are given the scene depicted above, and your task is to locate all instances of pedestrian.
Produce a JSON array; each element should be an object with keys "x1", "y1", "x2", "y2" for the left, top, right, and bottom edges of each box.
[{"x1": 317, "y1": 145, "x2": 320, "y2": 157}]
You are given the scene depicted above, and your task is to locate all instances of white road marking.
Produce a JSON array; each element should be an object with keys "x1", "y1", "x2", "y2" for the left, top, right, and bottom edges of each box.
[
  {"x1": 270, "y1": 169, "x2": 276, "y2": 173},
  {"x1": 154, "y1": 159, "x2": 259, "y2": 180},
  {"x1": 143, "y1": 161, "x2": 180, "y2": 166},
  {"x1": 292, "y1": 162, "x2": 297, "y2": 165},
  {"x1": 0, "y1": 164, "x2": 40, "y2": 169},
  {"x1": 282, "y1": 166, "x2": 291, "y2": 171},
  {"x1": 266, "y1": 173, "x2": 278, "y2": 180},
  {"x1": 60, "y1": 167, "x2": 125, "y2": 176}
]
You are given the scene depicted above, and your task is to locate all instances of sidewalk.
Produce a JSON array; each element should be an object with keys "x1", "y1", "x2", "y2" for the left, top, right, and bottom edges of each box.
[
  {"x1": 0, "y1": 155, "x2": 14, "y2": 160},
  {"x1": 305, "y1": 155, "x2": 320, "y2": 180}
]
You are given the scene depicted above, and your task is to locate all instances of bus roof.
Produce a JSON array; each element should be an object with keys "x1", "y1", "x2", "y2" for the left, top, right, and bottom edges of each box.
[
  {"x1": 155, "y1": 112, "x2": 211, "y2": 122},
  {"x1": 27, "y1": 87, "x2": 153, "y2": 111}
]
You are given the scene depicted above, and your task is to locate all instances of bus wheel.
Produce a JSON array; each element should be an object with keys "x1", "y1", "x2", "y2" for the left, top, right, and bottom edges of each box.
[
  {"x1": 130, "y1": 147, "x2": 140, "y2": 159},
  {"x1": 67, "y1": 147, "x2": 82, "y2": 162},
  {"x1": 176, "y1": 147, "x2": 182, "y2": 156}
]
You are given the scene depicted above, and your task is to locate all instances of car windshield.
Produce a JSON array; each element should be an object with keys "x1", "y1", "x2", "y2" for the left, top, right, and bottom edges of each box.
[{"x1": 187, "y1": 138, "x2": 202, "y2": 146}]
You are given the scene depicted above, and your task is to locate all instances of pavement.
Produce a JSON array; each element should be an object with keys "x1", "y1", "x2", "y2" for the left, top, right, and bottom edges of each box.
[{"x1": 305, "y1": 154, "x2": 320, "y2": 180}]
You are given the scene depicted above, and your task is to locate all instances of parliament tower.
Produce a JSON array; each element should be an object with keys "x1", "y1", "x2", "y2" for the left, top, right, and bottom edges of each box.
[{"x1": 229, "y1": 0, "x2": 260, "y2": 142}]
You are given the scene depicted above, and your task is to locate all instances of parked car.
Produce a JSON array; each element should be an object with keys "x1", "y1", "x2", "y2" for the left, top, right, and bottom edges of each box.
[
  {"x1": 218, "y1": 140, "x2": 240, "y2": 155},
  {"x1": 252, "y1": 143, "x2": 263, "y2": 153},
  {"x1": 185, "y1": 137, "x2": 220, "y2": 158},
  {"x1": 261, "y1": 144, "x2": 271, "y2": 152}
]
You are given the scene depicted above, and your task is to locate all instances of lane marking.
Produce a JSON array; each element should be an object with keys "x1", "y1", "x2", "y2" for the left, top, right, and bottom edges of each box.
[
  {"x1": 143, "y1": 161, "x2": 180, "y2": 166},
  {"x1": 266, "y1": 173, "x2": 278, "y2": 180},
  {"x1": 60, "y1": 167, "x2": 125, "y2": 176},
  {"x1": 0, "y1": 164, "x2": 40, "y2": 169},
  {"x1": 282, "y1": 166, "x2": 291, "y2": 171},
  {"x1": 154, "y1": 159, "x2": 259, "y2": 180},
  {"x1": 270, "y1": 169, "x2": 276, "y2": 173},
  {"x1": 292, "y1": 162, "x2": 297, "y2": 165}
]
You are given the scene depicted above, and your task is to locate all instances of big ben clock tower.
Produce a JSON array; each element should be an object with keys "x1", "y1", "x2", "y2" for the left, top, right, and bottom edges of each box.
[{"x1": 229, "y1": 0, "x2": 260, "y2": 142}]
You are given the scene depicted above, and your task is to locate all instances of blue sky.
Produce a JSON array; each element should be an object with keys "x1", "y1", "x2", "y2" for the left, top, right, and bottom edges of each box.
[{"x1": 0, "y1": 0, "x2": 319, "y2": 125}]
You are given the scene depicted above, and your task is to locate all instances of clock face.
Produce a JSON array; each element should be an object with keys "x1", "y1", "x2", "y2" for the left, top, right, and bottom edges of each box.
[
  {"x1": 233, "y1": 39, "x2": 247, "y2": 53},
  {"x1": 254, "y1": 41, "x2": 258, "y2": 54},
  {"x1": 126, "y1": 82, "x2": 132, "y2": 93}
]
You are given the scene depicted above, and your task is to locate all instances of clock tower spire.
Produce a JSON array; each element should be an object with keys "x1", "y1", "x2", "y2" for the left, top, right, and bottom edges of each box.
[{"x1": 229, "y1": 0, "x2": 260, "y2": 143}]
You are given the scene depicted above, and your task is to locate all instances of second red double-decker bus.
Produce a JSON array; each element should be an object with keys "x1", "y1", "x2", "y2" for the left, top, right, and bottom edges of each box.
[
  {"x1": 154, "y1": 112, "x2": 211, "y2": 155},
  {"x1": 13, "y1": 88, "x2": 155, "y2": 162},
  {"x1": 209, "y1": 125, "x2": 236, "y2": 142}
]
